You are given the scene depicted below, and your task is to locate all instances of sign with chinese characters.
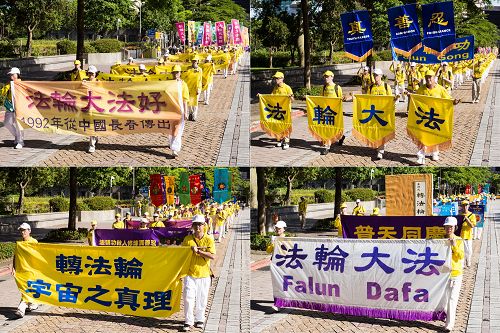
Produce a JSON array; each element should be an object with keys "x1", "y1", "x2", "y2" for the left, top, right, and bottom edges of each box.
[
  {"x1": 94, "y1": 228, "x2": 192, "y2": 246},
  {"x1": 340, "y1": 10, "x2": 373, "y2": 62},
  {"x1": 306, "y1": 96, "x2": 344, "y2": 146},
  {"x1": 14, "y1": 242, "x2": 192, "y2": 317},
  {"x1": 397, "y1": 36, "x2": 474, "y2": 64},
  {"x1": 421, "y1": 1, "x2": 456, "y2": 56},
  {"x1": 213, "y1": 168, "x2": 230, "y2": 204},
  {"x1": 414, "y1": 181, "x2": 427, "y2": 216},
  {"x1": 189, "y1": 174, "x2": 202, "y2": 205},
  {"x1": 150, "y1": 174, "x2": 166, "y2": 207},
  {"x1": 352, "y1": 95, "x2": 395, "y2": 148},
  {"x1": 387, "y1": 4, "x2": 421, "y2": 57},
  {"x1": 433, "y1": 202, "x2": 459, "y2": 216},
  {"x1": 231, "y1": 19, "x2": 242, "y2": 45},
  {"x1": 215, "y1": 21, "x2": 226, "y2": 46},
  {"x1": 175, "y1": 22, "x2": 186, "y2": 43},
  {"x1": 469, "y1": 204, "x2": 485, "y2": 228},
  {"x1": 386, "y1": 174, "x2": 434, "y2": 216},
  {"x1": 13, "y1": 81, "x2": 182, "y2": 137},
  {"x1": 271, "y1": 237, "x2": 452, "y2": 321},
  {"x1": 407, "y1": 94, "x2": 454, "y2": 153},
  {"x1": 341, "y1": 215, "x2": 464, "y2": 239},
  {"x1": 259, "y1": 94, "x2": 292, "y2": 141}
]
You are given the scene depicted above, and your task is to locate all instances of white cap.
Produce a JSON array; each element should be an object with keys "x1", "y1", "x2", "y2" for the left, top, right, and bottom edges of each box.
[
  {"x1": 8, "y1": 67, "x2": 20, "y2": 75},
  {"x1": 410, "y1": 62, "x2": 416, "y2": 67},
  {"x1": 192, "y1": 214, "x2": 206, "y2": 224},
  {"x1": 141, "y1": 218, "x2": 149, "y2": 223},
  {"x1": 373, "y1": 68, "x2": 383, "y2": 76},
  {"x1": 139, "y1": 64, "x2": 146, "y2": 70},
  {"x1": 275, "y1": 220, "x2": 287, "y2": 228},
  {"x1": 18, "y1": 223, "x2": 31, "y2": 230},
  {"x1": 206, "y1": 55, "x2": 212, "y2": 61},
  {"x1": 356, "y1": 199, "x2": 361, "y2": 203},
  {"x1": 442, "y1": 62, "x2": 448, "y2": 66},
  {"x1": 164, "y1": 51, "x2": 170, "y2": 56},
  {"x1": 128, "y1": 57, "x2": 134, "y2": 61},
  {"x1": 88, "y1": 65, "x2": 97, "y2": 74},
  {"x1": 444, "y1": 216, "x2": 457, "y2": 226},
  {"x1": 153, "y1": 213, "x2": 159, "y2": 217},
  {"x1": 144, "y1": 212, "x2": 150, "y2": 216},
  {"x1": 364, "y1": 66, "x2": 369, "y2": 71}
]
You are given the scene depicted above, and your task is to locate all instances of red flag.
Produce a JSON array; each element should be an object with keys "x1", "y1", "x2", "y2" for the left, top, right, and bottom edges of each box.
[
  {"x1": 189, "y1": 174, "x2": 202, "y2": 205},
  {"x1": 215, "y1": 21, "x2": 226, "y2": 46},
  {"x1": 465, "y1": 184, "x2": 471, "y2": 195},
  {"x1": 150, "y1": 174, "x2": 166, "y2": 207},
  {"x1": 203, "y1": 22, "x2": 212, "y2": 46},
  {"x1": 231, "y1": 19, "x2": 242, "y2": 45},
  {"x1": 175, "y1": 22, "x2": 186, "y2": 44}
]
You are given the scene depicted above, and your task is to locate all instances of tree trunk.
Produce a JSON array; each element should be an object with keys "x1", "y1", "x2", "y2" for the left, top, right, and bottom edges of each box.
[
  {"x1": 334, "y1": 168, "x2": 342, "y2": 218},
  {"x1": 301, "y1": 0, "x2": 311, "y2": 89},
  {"x1": 284, "y1": 175, "x2": 294, "y2": 206},
  {"x1": 17, "y1": 184, "x2": 26, "y2": 214},
  {"x1": 329, "y1": 41, "x2": 334, "y2": 65},
  {"x1": 250, "y1": 168, "x2": 258, "y2": 209},
  {"x1": 26, "y1": 27, "x2": 33, "y2": 57},
  {"x1": 76, "y1": 0, "x2": 85, "y2": 62},
  {"x1": 68, "y1": 167, "x2": 78, "y2": 231},
  {"x1": 257, "y1": 168, "x2": 266, "y2": 235}
]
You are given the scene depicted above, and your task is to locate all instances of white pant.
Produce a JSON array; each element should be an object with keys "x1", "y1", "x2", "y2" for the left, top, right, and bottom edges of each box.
[
  {"x1": 445, "y1": 276, "x2": 462, "y2": 331},
  {"x1": 4, "y1": 112, "x2": 24, "y2": 145},
  {"x1": 473, "y1": 227, "x2": 483, "y2": 240},
  {"x1": 217, "y1": 223, "x2": 225, "y2": 240},
  {"x1": 169, "y1": 117, "x2": 185, "y2": 153},
  {"x1": 188, "y1": 106, "x2": 199, "y2": 119},
  {"x1": 394, "y1": 83, "x2": 405, "y2": 101},
  {"x1": 464, "y1": 239, "x2": 473, "y2": 267},
  {"x1": 203, "y1": 84, "x2": 213, "y2": 103},
  {"x1": 223, "y1": 69, "x2": 228, "y2": 78},
  {"x1": 183, "y1": 275, "x2": 211, "y2": 325},
  {"x1": 89, "y1": 136, "x2": 97, "y2": 149}
]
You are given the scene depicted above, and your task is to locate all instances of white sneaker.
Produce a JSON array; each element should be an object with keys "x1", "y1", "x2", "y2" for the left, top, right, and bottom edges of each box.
[
  {"x1": 88, "y1": 146, "x2": 95, "y2": 153},
  {"x1": 27, "y1": 303, "x2": 38, "y2": 311},
  {"x1": 14, "y1": 309, "x2": 24, "y2": 318},
  {"x1": 417, "y1": 156, "x2": 425, "y2": 165},
  {"x1": 172, "y1": 151, "x2": 179, "y2": 158},
  {"x1": 271, "y1": 305, "x2": 280, "y2": 312},
  {"x1": 431, "y1": 152, "x2": 440, "y2": 161},
  {"x1": 377, "y1": 152, "x2": 383, "y2": 160},
  {"x1": 276, "y1": 141, "x2": 282, "y2": 147},
  {"x1": 15, "y1": 143, "x2": 23, "y2": 149},
  {"x1": 282, "y1": 143, "x2": 289, "y2": 150},
  {"x1": 204, "y1": 101, "x2": 209, "y2": 105}
]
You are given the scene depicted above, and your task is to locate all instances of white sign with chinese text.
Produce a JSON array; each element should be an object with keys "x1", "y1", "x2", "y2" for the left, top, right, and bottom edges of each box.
[
  {"x1": 414, "y1": 181, "x2": 427, "y2": 216},
  {"x1": 271, "y1": 237, "x2": 452, "y2": 321}
]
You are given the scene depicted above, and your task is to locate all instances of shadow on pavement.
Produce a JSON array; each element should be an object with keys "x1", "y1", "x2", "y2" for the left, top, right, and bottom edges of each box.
[{"x1": 0, "y1": 307, "x2": 20, "y2": 320}]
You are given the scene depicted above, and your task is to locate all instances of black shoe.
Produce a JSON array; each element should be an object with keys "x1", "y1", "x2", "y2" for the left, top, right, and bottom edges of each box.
[
  {"x1": 181, "y1": 324, "x2": 191, "y2": 332},
  {"x1": 321, "y1": 147, "x2": 329, "y2": 155},
  {"x1": 338, "y1": 135, "x2": 345, "y2": 146},
  {"x1": 194, "y1": 322, "x2": 204, "y2": 328}
]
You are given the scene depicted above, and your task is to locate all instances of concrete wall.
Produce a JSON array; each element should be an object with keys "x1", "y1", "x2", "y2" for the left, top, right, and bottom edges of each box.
[
  {"x1": 78, "y1": 210, "x2": 116, "y2": 225},
  {"x1": 86, "y1": 52, "x2": 122, "y2": 72}
]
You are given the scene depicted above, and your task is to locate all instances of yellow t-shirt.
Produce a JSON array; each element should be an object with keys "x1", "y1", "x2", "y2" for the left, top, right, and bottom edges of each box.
[
  {"x1": 361, "y1": 73, "x2": 374, "y2": 89},
  {"x1": 395, "y1": 70, "x2": 405, "y2": 84},
  {"x1": 449, "y1": 235, "x2": 464, "y2": 278},
  {"x1": 438, "y1": 69, "x2": 453, "y2": 89},
  {"x1": 416, "y1": 84, "x2": 452, "y2": 99},
  {"x1": 22, "y1": 236, "x2": 38, "y2": 244},
  {"x1": 407, "y1": 70, "x2": 421, "y2": 90},
  {"x1": 352, "y1": 206, "x2": 366, "y2": 216},
  {"x1": 112, "y1": 221, "x2": 125, "y2": 229},
  {"x1": 272, "y1": 83, "x2": 293, "y2": 96},
  {"x1": 181, "y1": 234, "x2": 216, "y2": 278},
  {"x1": 460, "y1": 212, "x2": 477, "y2": 240},
  {"x1": 149, "y1": 220, "x2": 165, "y2": 228},
  {"x1": 368, "y1": 83, "x2": 392, "y2": 96},
  {"x1": 322, "y1": 83, "x2": 343, "y2": 98}
]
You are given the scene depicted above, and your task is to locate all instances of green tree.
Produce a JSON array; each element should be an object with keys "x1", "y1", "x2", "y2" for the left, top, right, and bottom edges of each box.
[
  {"x1": 84, "y1": 0, "x2": 135, "y2": 36},
  {"x1": 183, "y1": 0, "x2": 249, "y2": 25},
  {"x1": 141, "y1": 0, "x2": 185, "y2": 32},
  {"x1": 258, "y1": 16, "x2": 289, "y2": 68}
]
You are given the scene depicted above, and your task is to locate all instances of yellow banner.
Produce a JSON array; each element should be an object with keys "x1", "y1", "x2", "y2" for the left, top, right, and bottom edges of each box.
[
  {"x1": 13, "y1": 81, "x2": 182, "y2": 136},
  {"x1": 14, "y1": 242, "x2": 192, "y2": 317},
  {"x1": 110, "y1": 64, "x2": 157, "y2": 75},
  {"x1": 306, "y1": 95, "x2": 343, "y2": 145},
  {"x1": 407, "y1": 94, "x2": 454, "y2": 152},
  {"x1": 352, "y1": 94, "x2": 395, "y2": 148},
  {"x1": 201, "y1": 63, "x2": 216, "y2": 91},
  {"x1": 97, "y1": 73, "x2": 173, "y2": 82},
  {"x1": 259, "y1": 94, "x2": 292, "y2": 140},
  {"x1": 165, "y1": 176, "x2": 175, "y2": 205},
  {"x1": 167, "y1": 53, "x2": 230, "y2": 71}
]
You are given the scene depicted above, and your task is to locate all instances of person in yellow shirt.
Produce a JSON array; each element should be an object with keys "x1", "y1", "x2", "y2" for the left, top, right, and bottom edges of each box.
[
  {"x1": 181, "y1": 214, "x2": 215, "y2": 332},
  {"x1": 298, "y1": 197, "x2": 308, "y2": 229},
  {"x1": 367, "y1": 68, "x2": 397, "y2": 160},
  {"x1": 437, "y1": 62, "x2": 454, "y2": 93},
  {"x1": 414, "y1": 70, "x2": 460, "y2": 165},
  {"x1": 266, "y1": 220, "x2": 286, "y2": 254},
  {"x1": 85, "y1": 65, "x2": 100, "y2": 154},
  {"x1": 215, "y1": 207, "x2": 226, "y2": 243},
  {"x1": 149, "y1": 213, "x2": 165, "y2": 228},
  {"x1": 389, "y1": 62, "x2": 406, "y2": 102},
  {"x1": 87, "y1": 220, "x2": 97, "y2": 245},
  {"x1": 406, "y1": 62, "x2": 421, "y2": 93},
  {"x1": 112, "y1": 214, "x2": 125, "y2": 229},
  {"x1": 370, "y1": 207, "x2": 381, "y2": 216},
  {"x1": 201, "y1": 54, "x2": 216, "y2": 105},
  {"x1": 334, "y1": 202, "x2": 348, "y2": 237},
  {"x1": 357, "y1": 66, "x2": 374, "y2": 94},
  {"x1": 170, "y1": 65, "x2": 190, "y2": 158},
  {"x1": 1, "y1": 67, "x2": 24, "y2": 149},
  {"x1": 139, "y1": 218, "x2": 149, "y2": 230},
  {"x1": 460, "y1": 200, "x2": 476, "y2": 267},
  {"x1": 320, "y1": 70, "x2": 346, "y2": 155},
  {"x1": 183, "y1": 56, "x2": 203, "y2": 121},
  {"x1": 472, "y1": 59, "x2": 484, "y2": 103},
  {"x1": 442, "y1": 216, "x2": 464, "y2": 332},
  {"x1": 352, "y1": 199, "x2": 366, "y2": 216},
  {"x1": 269, "y1": 71, "x2": 294, "y2": 150},
  {"x1": 70, "y1": 60, "x2": 87, "y2": 81},
  {"x1": 12, "y1": 223, "x2": 39, "y2": 318}
]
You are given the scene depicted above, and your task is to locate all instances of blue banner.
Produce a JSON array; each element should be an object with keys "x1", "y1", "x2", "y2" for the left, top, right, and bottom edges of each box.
[
  {"x1": 422, "y1": 1, "x2": 456, "y2": 56},
  {"x1": 196, "y1": 23, "x2": 204, "y2": 45},
  {"x1": 213, "y1": 168, "x2": 229, "y2": 204},
  {"x1": 433, "y1": 202, "x2": 459, "y2": 216},
  {"x1": 388, "y1": 4, "x2": 421, "y2": 57},
  {"x1": 397, "y1": 35, "x2": 474, "y2": 64},
  {"x1": 469, "y1": 204, "x2": 485, "y2": 228},
  {"x1": 483, "y1": 184, "x2": 491, "y2": 194},
  {"x1": 340, "y1": 10, "x2": 373, "y2": 62}
]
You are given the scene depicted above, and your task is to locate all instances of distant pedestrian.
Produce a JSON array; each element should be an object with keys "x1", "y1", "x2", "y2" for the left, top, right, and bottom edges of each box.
[
  {"x1": 1, "y1": 67, "x2": 24, "y2": 149},
  {"x1": 298, "y1": 197, "x2": 308, "y2": 229}
]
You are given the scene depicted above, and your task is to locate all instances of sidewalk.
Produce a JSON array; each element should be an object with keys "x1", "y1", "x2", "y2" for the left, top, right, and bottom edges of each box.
[{"x1": 0, "y1": 211, "x2": 248, "y2": 333}]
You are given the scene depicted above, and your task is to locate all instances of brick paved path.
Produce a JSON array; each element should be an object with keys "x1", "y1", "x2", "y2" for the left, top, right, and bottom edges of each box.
[
  {"x1": 0, "y1": 211, "x2": 249, "y2": 333},
  {"x1": 250, "y1": 201, "x2": 495, "y2": 333},
  {"x1": 0, "y1": 54, "x2": 249, "y2": 167},
  {"x1": 251, "y1": 61, "x2": 497, "y2": 166}
]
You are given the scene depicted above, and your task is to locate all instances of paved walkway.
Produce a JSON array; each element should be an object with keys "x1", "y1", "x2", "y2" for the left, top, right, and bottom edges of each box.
[
  {"x1": 251, "y1": 61, "x2": 497, "y2": 167},
  {"x1": 0, "y1": 210, "x2": 249, "y2": 333},
  {"x1": 251, "y1": 200, "x2": 498, "y2": 333},
  {"x1": 0, "y1": 54, "x2": 250, "y2": 167}
]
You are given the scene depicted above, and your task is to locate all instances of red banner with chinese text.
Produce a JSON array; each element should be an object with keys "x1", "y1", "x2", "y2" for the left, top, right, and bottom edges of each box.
[
  {"x1": 150, "y1": 174, "x2": 166, "y2": 207},
  {"x1": 13, "y1": 81, "x2": 182, "y2": 136},
  {"x1": 164, "y1": 176, "x2": 175, "y2": 205},
  {"x1": 189, "y1": 174, "x2": 202, "y2": 206}
]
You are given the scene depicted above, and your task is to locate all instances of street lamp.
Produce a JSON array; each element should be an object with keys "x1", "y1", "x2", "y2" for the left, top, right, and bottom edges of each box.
[
  {"x1": 110, "y1": 176, "x2": 115, "y2": 197},
  {"x1": 370, "y1": 168, "x2": 374, "y2": 190},
  {"x1": 116, "y1": 18, "x2": 121, "y2": 40},
  {"x1": 133, "y1": 1, "x2": 145, "y2": 41}
]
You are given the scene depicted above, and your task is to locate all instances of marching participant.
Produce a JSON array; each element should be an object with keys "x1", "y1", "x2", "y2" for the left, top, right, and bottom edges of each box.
[
  {"x1": 86, "y1": 65, "x2": 99, "y2": 154},
  {"x1": 358, "y1": 66, "x2": 374, "y2": 94},
  {"x1": 460, "y1": 200, "x2": 476, "y2": 267},
  {"x1": 184, "y1": 56, "x2": 203, "y2": 121},
  {"x1": 437, "y1": 62, "x2": 454, "y2": 94},
  {"x1": 112, "y1": 213, "x2": 125, "y2": 229},
  {"x1": 270, "y1": 71, "x2": 294, "y2": 150},
  {"x1": 298, "y1": 196, "x2": 308, "y2": 229},
  {"x1": 201, "y1": 54, "x2": 216, "y2": 105},
  {"x1": 320, "y1": 70, "x2": 346, "y2": 155},
  {"x1": 170, "y1": 65, "x2": 189, "y2": 158},
  {"x1": 389, "y1": 62, "x2": 406, "y2": 102},
  {"x1": 406, "y1": 62, "x2": 421, "y2": 93},
  {"x1": 87, "y1": 220, "x2": 97, "y2": 245},
  {"x1": 181, "y1": 214, "x2": 216, "y2": 332},
  {"x1": 70, "y1": 60, "x2": 87, "y2": 81},
  {"x1": 352, "y1": 199, "x2": 365, "y2": 216},
  {"x1": 149, "y1": 213, "x2": 165, "y2": 228},
  {"x1": 1, "y1": 67, "x2": 24, "y2": 149},
  {"x1": 333, "y1": 202, "x2": 348, "y2": 237},
  {"x1": 472, "y1": 59, "x2": 485, "y2": 103}
]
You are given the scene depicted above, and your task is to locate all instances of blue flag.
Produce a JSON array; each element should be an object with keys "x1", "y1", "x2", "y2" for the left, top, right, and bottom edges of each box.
[
  {"x1": 196, "y1": 23, "x2": 204, "y2": 45},
  {"x1": 388, "y1": 4, "x2": 421, "y2": 57},
  {"x1": 422, "y1": 1, "x2": 456, "y2": 56},
  {"x1": 213, "y1": 168, "x2": 229, "y2": 204},
  {"x1": 340, "y1": 10, "x2": 373, "y2": 62},
  {"x1": 397, "y1": 35, "x2": 474, "y2": 64}
]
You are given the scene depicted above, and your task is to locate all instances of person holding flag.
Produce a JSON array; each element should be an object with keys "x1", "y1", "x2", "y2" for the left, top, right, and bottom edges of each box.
[
  {"x1": 389, "y1": 62, "x2": 406, "y2": 102},
  {"x1": 357, "y1": 66, "x2": 374, "y2": 94},
  {"x1": 319, "y1": 70, "x2": 346, "y2": 155},
  {"x1": 436, "y1": 62, "x2": 454, "y2": 94},
  {"x1": 269, "y1": 71, "x2": 294, "y2": 150}
]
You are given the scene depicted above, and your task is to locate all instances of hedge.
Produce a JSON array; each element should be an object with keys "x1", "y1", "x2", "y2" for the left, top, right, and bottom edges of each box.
[
  {"x1": 83, "y1": 196, "x2": 116, "y2": 211},
  {"x1": 91, "y1": 39, "x2": 123, "y2": 53},
  {"x1": 49, "y1": 197, "x2": 69, "y2": 212},
  {"x1": 344, "y1": 188, "x2": 377, "y2": 201},
  {"x1": 0, "y1": 196, "x2": 116, "y2": 215},
  {"x1": 250, "y1": 232, "x2": 294, "y2": 251},
  {"x1": 0, "y1": 242, "x2": 16, "y2": 260},
  {"x1": 43, "y1": 228, "x2": 88, "y2": 242},
  {"x1": 56, "y1": 39, "x2": 77, "y2": 55}
]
